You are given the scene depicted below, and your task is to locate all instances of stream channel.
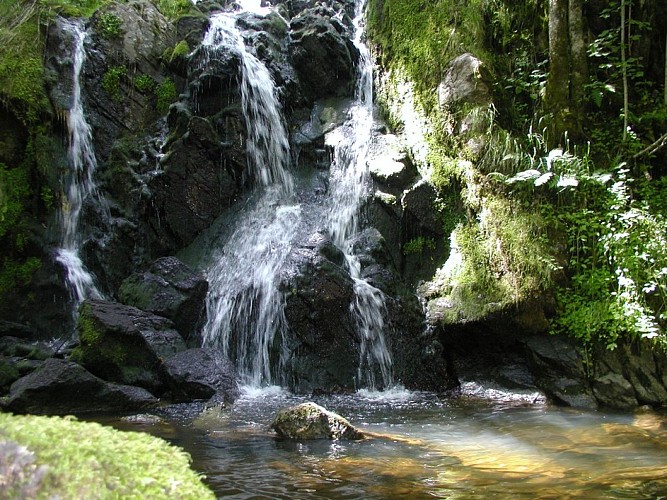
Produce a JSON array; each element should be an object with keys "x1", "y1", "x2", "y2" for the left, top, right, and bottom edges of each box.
[{"x1": 98, "y1": 385, "x2": 667, "y2": 499}]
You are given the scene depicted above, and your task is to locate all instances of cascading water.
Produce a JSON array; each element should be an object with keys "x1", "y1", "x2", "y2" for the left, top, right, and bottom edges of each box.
[
  {"x1": 200, "y1": 13, "x2": 299, "y2": 387},
  {"x1": 324, "y1": 0, "x2": 394, "y2": 390},
  {"x1": 55, "y1": 19, "x2": 105, "y2": 307}
]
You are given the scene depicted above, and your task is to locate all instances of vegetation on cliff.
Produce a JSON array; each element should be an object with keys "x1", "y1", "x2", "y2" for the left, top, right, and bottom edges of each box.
[
  {"x1": 367, "y1": 0, "x2": 667, "y2": 349},
  {"x1": 0, "y1": 412, "x2": 214, "y2": 498}
]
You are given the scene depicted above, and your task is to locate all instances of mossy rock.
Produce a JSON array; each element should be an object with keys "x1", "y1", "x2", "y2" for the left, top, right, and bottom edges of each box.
[
  {"x1": 0, "y1": 412, "x2": 214, "y2": 498},
  {"x1": 75, "y1": 300, "x2": 186, "y2": 392},
  {"x1": 271, "y1": 402, "x2": 364, "y2": 440}
]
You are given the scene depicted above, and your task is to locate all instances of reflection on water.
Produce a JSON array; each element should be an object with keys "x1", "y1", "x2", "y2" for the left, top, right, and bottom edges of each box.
[{"x1": 103, "y1": 386, "x2": 667, "y2": 499}]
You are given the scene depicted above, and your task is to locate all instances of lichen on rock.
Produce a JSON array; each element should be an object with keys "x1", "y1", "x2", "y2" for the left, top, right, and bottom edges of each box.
[{"x1": 271, "y1": 402, "x2": 364, "y2": 440}]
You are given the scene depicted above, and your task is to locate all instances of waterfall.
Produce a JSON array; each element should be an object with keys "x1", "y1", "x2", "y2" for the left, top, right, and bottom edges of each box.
[
  {"x1": 55, "y1": 19, "x2": 104, "y2": 307},
  {"x1": 200, "y1": 13, "x2": 298, "y2": 387},
  {"x1": 324, "y1": 0, "x2": 394, "y2": 390}
]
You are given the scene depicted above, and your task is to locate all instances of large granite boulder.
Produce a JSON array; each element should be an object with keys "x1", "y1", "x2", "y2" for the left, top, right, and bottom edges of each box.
[
  {"x1": 3, "y1": 359, "x2": 157, "y2": 415},
  {"x1": 74, "y1": 300, "x2": 186, "y2": 392},
  {"x1": 437, "y1": 53, "x2": 492, "y2": 109},
  {"x1": 271, "y1": 402, "x2": 364, "y2": 440},
  {"x1": 160, "y1": 348, "x2": 240, "y2": 404},
  {"x1": 119, "y1": 256, "x2": 208, "y2": 339},
  {"x1": 288, "y1": 6, "x2": 359, "y2": 102}
]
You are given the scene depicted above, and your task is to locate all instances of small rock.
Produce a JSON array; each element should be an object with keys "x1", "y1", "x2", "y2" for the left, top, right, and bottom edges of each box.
[{"x1": 271, "y1": 402, "x2": 364, "y2": 440}]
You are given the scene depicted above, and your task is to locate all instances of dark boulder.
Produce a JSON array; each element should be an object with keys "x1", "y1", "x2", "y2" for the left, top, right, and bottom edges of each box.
[
  {"x1": 119, "y1": 256, "x2": 208, "y2": 339},
  {"x1": 525, "y1": 335, "x2": 598, "y2": 409},
  {"x1": 160, "y1": 348, "x2": 240, "y2": 403},
  {"x1": 74, "y1": 300, "x2": 186, "y2": 392},
  {"x1": 288, "y1": 6, "x2": 359, "y2": 102},
  {"x1": 151, "y1": 116, "x2": 243, "y2": 249},
  {"x1": 271, "y1": 402, "x2": 364, "y2": 440},
  {"x1": 282, "y1": 232, "x2": 358, "y2": 393},
  {"x1": 3, "y1": 359, "x2": 157, "y2": 415}
]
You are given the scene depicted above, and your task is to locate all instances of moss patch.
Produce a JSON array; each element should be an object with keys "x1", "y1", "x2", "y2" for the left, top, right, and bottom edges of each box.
[{"x1": 0, "y1": 413, "x2": 214, "y2": 499}]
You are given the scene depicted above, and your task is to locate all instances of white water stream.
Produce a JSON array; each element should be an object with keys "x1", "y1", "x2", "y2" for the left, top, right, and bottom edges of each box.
[
  {"x1": 55, "y1": 19, "x2": 104, "y2": 307},
  {"x1": 199, "y1": 1, "x2": 393, "y2": 389},
  {"x1": 200, "y1": 13, "x2": 298, "y2": 387},
  {"x1": 324, "y1": 0, "x2": 393, "y2": 389}
]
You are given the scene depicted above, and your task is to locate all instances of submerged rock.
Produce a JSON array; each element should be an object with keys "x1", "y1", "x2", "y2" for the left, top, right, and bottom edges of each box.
[
  {"x1": 271, "y1": 402, "x2": 364, "y2": 440},
  {"x1": 3, "y1": 359, "x2": 157, "y2": 415}
]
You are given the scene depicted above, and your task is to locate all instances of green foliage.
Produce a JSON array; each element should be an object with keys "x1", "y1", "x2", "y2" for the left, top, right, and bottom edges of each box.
[
  {"x1": 0, "y1": 257, "x2": 41, "y2": 297},
  {"x1": 403, "y1": 236, "x2": 436, "y2": 256},
  {"x1": 503, "y1": 138, "x2": 667, "y2": 348},
  {"x1": 169, "y1": 40, "x2": 190, "y2": 62},
  {"x1": 155, "y1": 78, "x2": 177, "y2": 114},
  {"x1": 134, "y1": 74, "x2": 156, "y2": 93},
  {"x1": 0, "y1": 163, "x2": 30, "y2": 239},
  {"x1": 155, "y1": 0, "x2": 193, "y2": 19},
  {"x1": 101, "y1": 65, "x2": 127, "y2": 101},
  {"x1": 0, "y1": 413, "x2": 215, "y2": 499},
  {"x1": 96, "y1": 12, "x2": 123, "y2": 38}
]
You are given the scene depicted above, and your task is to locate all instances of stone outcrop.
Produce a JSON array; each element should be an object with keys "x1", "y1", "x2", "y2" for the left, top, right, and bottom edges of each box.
[
  {"x1": 271, "y1": 402, "x2": 364, "y2": 440},
  {"x1": 288, "y1": 5, "x2": 359, "y2": 102},
  {"x1": 75, "y1": 300, "x2": 186, "y2": 392},
  {"x1": 2, "y1": 359, "x2": 157, "y2": 415},
  {"x1": 119, "y1": 256, "x2": 208, "y2": 339}
]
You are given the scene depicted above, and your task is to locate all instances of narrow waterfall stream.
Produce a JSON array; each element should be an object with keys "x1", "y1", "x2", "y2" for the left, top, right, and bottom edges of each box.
[
  {"x1": 324, "y1": 0, "x2": 393, "y2": 390},
  {"x1": 55, "y1": 19, "x2": 105, "y2": 308}
]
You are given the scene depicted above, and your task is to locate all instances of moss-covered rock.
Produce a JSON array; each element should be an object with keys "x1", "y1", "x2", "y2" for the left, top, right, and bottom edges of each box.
[
  {"x1": 0, "y1": 412, "x2": 214, "y2": 498},
  {"x1": 74, "y1": 300, "x2": 186, "y2": 392},
  {"x1": 271, "y1": 402, "x2": 364, "y2": 440}
]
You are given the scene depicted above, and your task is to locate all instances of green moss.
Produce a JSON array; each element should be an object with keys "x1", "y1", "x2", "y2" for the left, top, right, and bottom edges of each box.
[
  {"x1": 134, "y1": 74, "x2": 156, "y2": 93},
  {"x1": 169, "y1": 40, "x2": 190, "y2": 62},
  {"x1": 101, "y1": 65, "x2": 127, "y2": 101},
  {"x1": 75, "y1": 303, "x2": 127, "y2": 368},
  {"x1": 96, "y1": 12, "x2": 123, "y2": 38},
  {"x1": 403, "y1": 236, "x2": 436, "y2": 256},
  {"x1": 0, "y1": 413, "x2": 214, "y2": 499},
  {"x1": 155, "y1": 78, "x2": 177, "y2": 114}
]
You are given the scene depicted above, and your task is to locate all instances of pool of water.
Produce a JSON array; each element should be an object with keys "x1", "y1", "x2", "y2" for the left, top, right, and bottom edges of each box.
[{"x1": 102, "y1": 385, "x2": 667, "y2": 498}]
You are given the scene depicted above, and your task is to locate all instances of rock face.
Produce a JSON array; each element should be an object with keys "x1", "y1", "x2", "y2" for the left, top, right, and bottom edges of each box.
[
  {"x1": 271, "y1": 402, "x2": 364, "y2": 440},
  {"x1": 160, "y1": 348, "x2": 240, "y2": 403},
  {"x1": 3, "y1": 359, "x2": 157, "y2": 415},
  {"x1": 288, "y1": 5, "x2": 359, "y2": 102},
  {"x1": 119, "y1": 256, "x2": 208, "y2": 339},
  {"x1": 75, "y1": 300, "x2": 186, "y2": 392}
]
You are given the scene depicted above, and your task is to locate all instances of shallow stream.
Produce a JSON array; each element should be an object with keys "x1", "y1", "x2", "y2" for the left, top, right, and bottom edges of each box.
[{"x1": 101, "y1": 386, "x2": 667, "y2": 499}]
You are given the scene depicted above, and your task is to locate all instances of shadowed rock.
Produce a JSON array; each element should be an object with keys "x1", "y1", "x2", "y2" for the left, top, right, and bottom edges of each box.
[
  {"x1": 271, "y1": 402, "x2": 364, "y2": 440},
  {"x1": 119, "y1": 256, "x2": 208, "y2": 339},
  {"x1": 3, "y1": 359, "x2": 157, "y2": 415},
  {"x1": 160, "y1": 348, "x2": 240, "y2": 404}
]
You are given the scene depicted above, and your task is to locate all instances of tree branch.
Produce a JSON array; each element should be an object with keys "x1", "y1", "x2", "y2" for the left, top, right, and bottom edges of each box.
[{"x1": 633, "y1": 131, "x2": 667, "y2": 159}]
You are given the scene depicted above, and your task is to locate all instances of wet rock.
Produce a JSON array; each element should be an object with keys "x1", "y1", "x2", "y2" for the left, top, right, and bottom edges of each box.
[
  {"x1": 151, "y1": 116, "x2": 243, "y2": 249},
  {"x1": 282, "y1": 232, "x2": 358, "y2": 393},
  {"x1": 119, "y1": 256, "x2": 208, "y2": 340},
  {"x1": 367, "y1": 134, "x2": 417, "y2": 192},
  {"x1": 3, "y1": 359, "x2": 157, "y2": 415},
  {"x1": 288, "y1": 6, "x2": 359, "y2": 102},
  {"x1": 525, "y1": 335, "x2": 597, "y2": 409},
  {"x1": 271, "y1": 402, "x2": 364, "y2": 440},
  {"x1": 75, "y1": 300, "x2": 186, "y2": 392},
  {"x1": 160, "y1": 348, "x2": 240, "y2": 404}
]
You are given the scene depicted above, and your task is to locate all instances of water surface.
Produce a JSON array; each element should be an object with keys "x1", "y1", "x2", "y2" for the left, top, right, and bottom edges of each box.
[{"x1": 106, "y1": 386, "x2": 667, "y2": 499}]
